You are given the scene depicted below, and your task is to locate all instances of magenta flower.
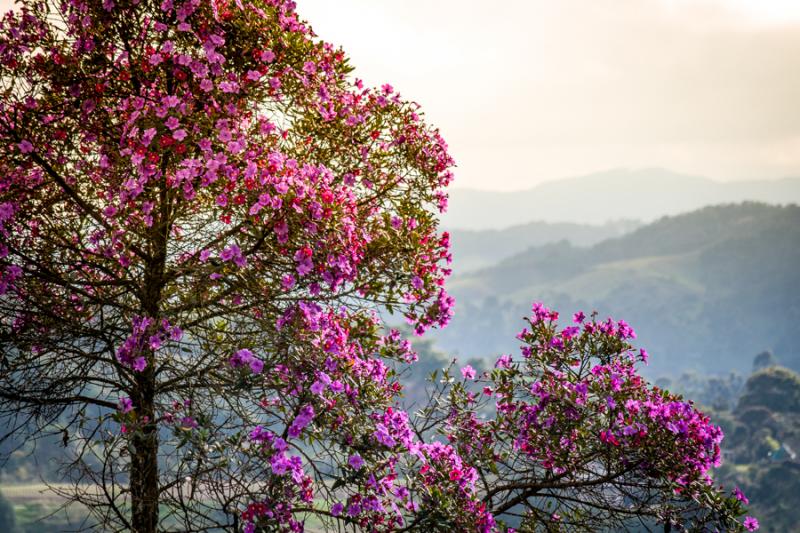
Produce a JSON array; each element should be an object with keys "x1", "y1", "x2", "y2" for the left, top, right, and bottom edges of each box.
[
  {"x1": 495, "y1": 355, "x2": 512, "y2": 369},
  {"x1": 180, "y1": 416, "x2": 198, "y2": 430},
  {"x1": 302, "y1": 61, "x2": 317, "y2": 74},
  {"x1": 743, "y1": 516, "x2": 759, "y2": 531},
  {"x1": 117, "y1": 397, "x2": 133, "y2": 413},
  {"x1": 461, "y1": 365, "x2": 476, "y2": 380}
]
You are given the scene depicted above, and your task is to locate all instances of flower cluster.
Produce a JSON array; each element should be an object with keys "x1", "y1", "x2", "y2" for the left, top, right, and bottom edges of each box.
[
  {"x1": 436, "y1": 302, "x2": 757, "y2": 531},
  {"x1": 115, "y1": 317, "x2": 182, "y2": 372}
]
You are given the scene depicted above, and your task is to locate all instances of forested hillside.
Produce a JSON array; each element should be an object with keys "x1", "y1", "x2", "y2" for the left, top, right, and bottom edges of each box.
[
  {"x1": 435, "y1": 203, "x2": 800, "y2": 376},
  {"x1": 448, "y1": 219, "x2": 640, "y2": 272}
]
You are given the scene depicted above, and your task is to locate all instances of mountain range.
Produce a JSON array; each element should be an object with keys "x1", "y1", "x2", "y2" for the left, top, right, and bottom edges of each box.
[{"x1": 443, "y1": 168, "x2": 800, "y2": 229}]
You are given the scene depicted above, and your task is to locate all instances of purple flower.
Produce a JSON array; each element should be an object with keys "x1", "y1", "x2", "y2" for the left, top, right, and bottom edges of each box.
[
  {"x1": 743, "y1": 516, "x2": 759, "y2": 531},
  {"x1": 373, "y1": 424, "x2": 396, "y2": 447},
  {"x1": 310, "y1": 380, "x2": 325, "y2": 395},
  {"x1": 117, "y1": 397, "x2": 133, "y2": 413},
  {"x1": 132, "y1": 356, "x2": 147, "y2": 372},
  {"x1": 230, "y1": 348, "x2": 263, "y2": 374},
  {"x1": 348, "y1": 454, "x2": 364, "y2": 470},
  {"x1": 249, "y1": 358, "x2": 264, "y2": 374},
  {"x1": 169, "y1": 326, "x2": 183, "y2": 341},
  {"x1": 288, "y1": 405, "x2": 315, "y2": 439},
  {"x1": 220, "y1": 245, "x2": 240, "y2": 262},
  {"x1": 330, "y1": 502, "x2": 343, "y2": 516},
  {"x1": 734, "y1": 486, "x2": 749, "y2": 504},
  {"x1": 461, "y1": 365, "x2": 476, "y2": 380},
  {"x1": 180, "y1": 416, "x2": 198, "y2": 429},
  {"x1": 18, "y1": 140, "x2": 34, "y2": 153}
]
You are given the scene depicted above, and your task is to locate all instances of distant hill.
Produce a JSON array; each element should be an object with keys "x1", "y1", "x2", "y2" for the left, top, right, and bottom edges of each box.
[
  {"x1": 449, "y1": 219, "x2": 640, "y2": 273},
  {"x1": 443, "y1": 168, "x2": 800, "y2": 229},
  {"x1": 433, "y1": 203, "x2": 800, "y2": 376}
]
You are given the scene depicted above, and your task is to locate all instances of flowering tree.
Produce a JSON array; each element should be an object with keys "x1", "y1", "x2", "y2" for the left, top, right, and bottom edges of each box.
[
  {"x1": 0, "y1": 0, "x2": 756, "y2": 532},
  {"x1": 412, "y1": 303, "x2": 758, "y2": 532},
  {"x1": 0, "y1": 0, "x2": 452, "y2": 530}
]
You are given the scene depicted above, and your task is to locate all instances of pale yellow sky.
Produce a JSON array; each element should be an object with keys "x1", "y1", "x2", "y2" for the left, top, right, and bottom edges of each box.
[
  {"x1": 299, "y1": 0, "x2": 800, "y2": 189},
  {"x1": 3, "y1": 0, "x2": 799, "y2": 190}
]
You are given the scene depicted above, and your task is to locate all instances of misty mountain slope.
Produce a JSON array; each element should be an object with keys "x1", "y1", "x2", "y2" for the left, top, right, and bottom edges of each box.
[
  {"x1": 434, "y1": 203, "x2": 800, "y2": 376},
  {"x1": 447, "y1": 219, "x2": 640, "y2": 273},
  {"x1": 443, "y1": 168, "x2": 800, "y2": 228}
]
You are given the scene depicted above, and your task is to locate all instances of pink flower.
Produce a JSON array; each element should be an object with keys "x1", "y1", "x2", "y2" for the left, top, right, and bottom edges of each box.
[
  {"x1": 461, "y1": 365, "x2": 476, "y2": 380},
  {"x1": 260, "y1": 49, "x2": 276, "y2": 63},
  {"x1": 744, "y1": 516, "x2": 759, "y2": 531},
  {"x1": 172, "y1": 129, "x2": 187, "y2": 141},
  {"x1": 18, "y1": 140, "x2": 33, "y2": 153},
  {"x1": 302, "y1": 61, "x2": 317, "y2": 74}
]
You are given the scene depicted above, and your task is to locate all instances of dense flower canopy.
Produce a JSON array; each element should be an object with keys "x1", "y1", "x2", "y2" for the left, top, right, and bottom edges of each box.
[
  {"x1": 0, "y1": 0, "x2": 454, "y2": 530},
  {"x1": 0, "y1": 0, "x2": 756, "y2": 531},
  {"x1": 432, "y1": 303, "x2": 756, "y2": 531}
]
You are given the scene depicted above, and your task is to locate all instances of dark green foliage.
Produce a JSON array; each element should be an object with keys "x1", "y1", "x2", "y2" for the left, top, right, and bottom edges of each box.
[
  {"x1": 753, "y1": 351, "x2": 778, "y2": 372},
  {"x1": 708, "y1": 365, "x2": 800, "y2": 532},
  {"x1": 738, "y1": 367, "x2": 800, "y2": 413}
]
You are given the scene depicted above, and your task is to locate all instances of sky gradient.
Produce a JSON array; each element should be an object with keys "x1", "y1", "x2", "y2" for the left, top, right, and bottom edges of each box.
[
  {"x1": 3, "y1": 0, "x2": 798, "y2": 190},
  {"x1": 300, "y1": 0, "x2": 800, "y2": 189}
]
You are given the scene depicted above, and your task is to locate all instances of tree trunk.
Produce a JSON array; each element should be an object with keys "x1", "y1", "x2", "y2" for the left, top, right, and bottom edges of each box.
[{"x1": 130, "y1": 366, "x2": 159, "y2": 533}]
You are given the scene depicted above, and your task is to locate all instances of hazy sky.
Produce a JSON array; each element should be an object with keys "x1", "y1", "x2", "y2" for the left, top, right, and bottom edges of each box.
[
  {"x1": 299, "y1": 0, "x2": 800, "y2": 189},
  {"x1": 3, "y1": 0, "x2": 799, "y2": 190}
]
